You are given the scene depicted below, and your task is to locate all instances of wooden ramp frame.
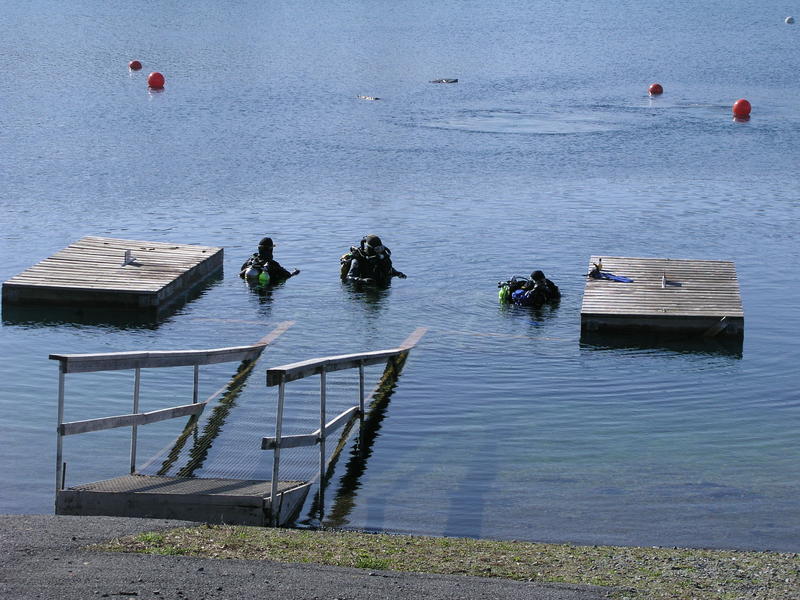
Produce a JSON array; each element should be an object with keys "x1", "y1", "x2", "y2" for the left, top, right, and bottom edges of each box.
[
  {"x1": 580, "y1": 256, "x2": 744, "y2": 337},
  {"x1": 3, "y1": 235, "x2": 223, "y2": 311},
  {"x1": 51, "y1": 322, "x2": 310, "y2": 527}
]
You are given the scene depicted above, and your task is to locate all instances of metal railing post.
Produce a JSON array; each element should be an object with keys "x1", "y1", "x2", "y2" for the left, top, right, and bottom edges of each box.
[
  {"x1": 55, "y1": 363, "x2": 66, "y2": 492},
  {"x1": 270, "y1": 376, "x2": 286, "y2": 525},
  {"x1": 319, "y1": 368, "x2": 327, "y2": 484},
  {"x1": 358, "y1": 361, "x2": 365, "y2": 450},
  {"x1": 358, "y1": 362, "x2": 365, "y2": 414},
  {"x1": 130, "y1": 366, "x2": 141, "y2": 474},
  {"x1": 192, "y1": 364, "x2": 199, "y2": 404}
]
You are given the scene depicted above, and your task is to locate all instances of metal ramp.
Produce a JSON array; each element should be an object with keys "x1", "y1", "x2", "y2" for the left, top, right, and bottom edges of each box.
[
  {"x1": 56, "y1": 475, "x2": 308, "y2": 526},
  {"x1": 52, "y1": 323, "x2": 426, "y2": 526}
]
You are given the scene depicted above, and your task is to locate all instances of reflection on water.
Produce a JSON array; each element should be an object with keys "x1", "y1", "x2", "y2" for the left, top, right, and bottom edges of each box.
[
  {"x1": 2, "y1": 304, "x2": 163, "y2": 330},
  {"x1": 430, "y1": 110, "x2": 622, "y2": 135},
  {"x1": 1, "y1": 0, "x2": 799, "y2": 551},
  {"x1": 580, "y1": 330, "x2": 743, "y2": 358},
  {"x1": 341, "y1": 281, "x2": 392, "y2": 317},
  {"x1": 144, "y1": 355, "x2": 261, "y2": 478},
  {"x1": 1, "y1": 274, "x2": 223, "y2": 331},
  {"x1": 498, "y1": 298, "x2": 561, "y2": 329},
  {"x1": 302, "y1": 351, "x2": 409, "y2": 529}
]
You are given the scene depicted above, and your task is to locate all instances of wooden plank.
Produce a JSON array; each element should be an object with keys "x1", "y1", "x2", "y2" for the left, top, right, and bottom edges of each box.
[
  {"x1": 267, "y1": 328, "x2": 427, "y2": 386},
  {"x1": 51, "y1": 322, "x2": 292, "y2": 373},
  {"x1": 262, "y1": 433, "x2": 319, "y2": 450},
  {"x1": 10, "y1": 242, "x2": 220, "y2": 270},
  {"x1": 51, "y1": 344, "x2": 265, "y2": 373},
  {"x1": 400, "y1": 326, "x2": 428, "y2": 349},
  {"x1": 3, "y1": 236, "x2": 223, "y2": 310},
  {"x1": 60, "y1": 402, "x2": 207, "y2": 436},
  {"x1": 324, "y1": 405, "x2": 361, "y2": 436},
  {"x1": 583, "y1": 314, "x2": 744, "y2": 337},
  {"x1": 267, "y1": 347, "x2": 405, "y2": 385},
  {"x1": 580, "y1": 256, "x2": 743, "y2": 335},
  {"x1": 262, "y1": 405, "x2": 360, "y2": 450}
]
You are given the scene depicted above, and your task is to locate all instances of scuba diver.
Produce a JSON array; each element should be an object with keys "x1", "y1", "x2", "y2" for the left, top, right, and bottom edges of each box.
[
  {"x1": 498, "y1": 270, "x2": 560, "y2": 308},
  {"x1": 340, "y1": 234, "x2": 407, "y2": 285},
  {"x1": 240, "y1": 237, "x2": 300, "y2": 286}
]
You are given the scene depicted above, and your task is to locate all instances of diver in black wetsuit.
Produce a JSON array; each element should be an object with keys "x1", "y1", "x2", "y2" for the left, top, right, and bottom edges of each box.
[
  {"x1": 340, "y1": 234, "x2": 407, "y2": 285},
  {"x1": 530, "y1": 270, "x2": 560, "y2": 300},
  {"x1": 240, "y1": 237, "x2": 300, "y2": 285},
  {"x1": 499, "y1": 270, "x2": 560, "y2": 307}
]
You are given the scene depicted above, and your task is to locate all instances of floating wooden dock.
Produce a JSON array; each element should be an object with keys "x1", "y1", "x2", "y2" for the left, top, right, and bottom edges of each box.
[
  {"x1": 580, "y1": 256, "x2": 743, "y2": 337},
  {"x1": 2, "y1": 236, "x2": 222, "y2": 311}
]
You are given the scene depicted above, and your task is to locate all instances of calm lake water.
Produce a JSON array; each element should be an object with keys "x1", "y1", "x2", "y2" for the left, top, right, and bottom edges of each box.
[{"x1": 1, "y1": 0, "x2": 798, "y2": 551}]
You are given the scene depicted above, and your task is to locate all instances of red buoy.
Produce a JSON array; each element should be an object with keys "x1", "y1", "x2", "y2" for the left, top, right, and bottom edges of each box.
[
  {"x1": 648, "y1": 83, "x2": 663, "y2": 96},
  {"x1": 128, "y1": 60, "x2": 142, "y2": 71},
  {"x1": 732, "y1": 98, "x2": 751, "y2": 118},
  {"x1": 147, "y1": 72, "x2": 165, "y2": 89}
]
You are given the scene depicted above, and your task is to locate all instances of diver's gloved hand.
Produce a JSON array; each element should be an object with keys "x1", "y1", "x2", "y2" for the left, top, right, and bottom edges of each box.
[
  {"x1": 396, "y1": 272, "x2": 407, "y2": 279},
  {"x1": 291, "y1": 269, "x2": 300, "y2": 276}
]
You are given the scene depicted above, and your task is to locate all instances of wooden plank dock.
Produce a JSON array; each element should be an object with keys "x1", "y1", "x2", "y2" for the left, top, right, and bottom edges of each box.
[
  {"x1": 2, "y1": 235, "x2": 223, "y2": 311},
  {"x1": 580, "y1": 256, "x2": 744, "y2": 337}
]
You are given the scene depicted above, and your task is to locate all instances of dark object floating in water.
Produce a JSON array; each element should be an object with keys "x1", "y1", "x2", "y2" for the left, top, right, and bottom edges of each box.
[
  {"x1": 430, "y1": 78, "x2": 458, "y2": 84},
  {"x1": 357, "y1": 95, "x2": 380, "y2": 101}
]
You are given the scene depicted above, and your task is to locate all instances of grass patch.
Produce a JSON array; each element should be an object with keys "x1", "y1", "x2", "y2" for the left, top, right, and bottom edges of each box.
[
  {"x1": 134, "y1": 532, "x2": 165, "y2": 544},
  {"x1": 95, "y1": 526, "x2": 800, "y2": 600}
]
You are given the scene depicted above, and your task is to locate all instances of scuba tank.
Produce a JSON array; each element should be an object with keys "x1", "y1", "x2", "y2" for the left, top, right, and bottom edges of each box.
[
  {"x1": 498, "y1": 284, "x2": 510, "y2": 303},
  {"x1": 340, "y1": 250, "x2": 355, "y2": 280},
  {"x1": 245, "y1": 264, "x2": 270, "y2": 286},
  {"x1": 498, "y1": 275, "x2": 528, "y2": 303}
]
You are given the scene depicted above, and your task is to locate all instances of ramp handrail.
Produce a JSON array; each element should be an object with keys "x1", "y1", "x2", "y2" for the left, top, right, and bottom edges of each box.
[
  {"x1": 263, "y1": 327, "x2": 426, "y2": 525},
  {"x1": 50, "y1": 322, "x2": 293, "y2": 494}
]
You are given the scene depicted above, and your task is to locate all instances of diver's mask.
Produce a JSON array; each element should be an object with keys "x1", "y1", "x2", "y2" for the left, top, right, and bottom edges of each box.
[{"x1": 363, "y1": 236, "x2": 385, "y2": 258}]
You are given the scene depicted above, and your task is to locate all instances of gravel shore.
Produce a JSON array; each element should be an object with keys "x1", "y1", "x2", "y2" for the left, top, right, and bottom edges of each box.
[{"x1": 0, "y1": 515, "x2": 611, "y2": 600}]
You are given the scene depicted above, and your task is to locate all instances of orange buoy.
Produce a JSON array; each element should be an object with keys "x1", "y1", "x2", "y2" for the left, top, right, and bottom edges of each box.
[
  {"x1": 128, "y1": 60, "x2": 142, "y2": 71},
  {"x1": 648, "y1": 83, "x2": 663, "y2": 95},
  {"x1": 732, "y1": 98, "x2": 751, "y2": 118},
  {"x1": 147, "y1": 72, "x2": 165, "y2": 89}
]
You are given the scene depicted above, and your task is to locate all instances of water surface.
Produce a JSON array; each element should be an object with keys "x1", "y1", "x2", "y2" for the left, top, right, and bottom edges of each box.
[{"x1": 1, "y1": 0, "x2": 798, "y2": 551}]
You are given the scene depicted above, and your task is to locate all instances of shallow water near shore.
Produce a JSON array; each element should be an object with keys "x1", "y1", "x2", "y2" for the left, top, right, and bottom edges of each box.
[{"x1": 1, "y1": 0, "x2": 798, "y2": 551}]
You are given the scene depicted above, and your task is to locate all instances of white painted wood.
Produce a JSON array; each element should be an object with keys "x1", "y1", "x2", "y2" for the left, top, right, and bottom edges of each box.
[
  {"x1": 262, "y1": 433, "x2": 319, "y2": 450},
  {"x1": 266, "y1": 328, "x2": 427, "y2": 386},
  {"x1": 60, "y1": 402, "x2": 207, "y2": 436},
  {"x1": 51, "y1": 344, "x2": 266, "y2": 373},
  {"x1": 266, "y1": 348, "x2": 406, "y2": 385},
  {"x1": 261, "y1": 405, "x2": 360, "y2": 450}
]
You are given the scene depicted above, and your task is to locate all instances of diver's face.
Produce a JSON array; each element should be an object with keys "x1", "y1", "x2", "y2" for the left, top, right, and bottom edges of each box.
[{"x1": 364, "y1": 242, "x2": 384, "y2": 257}]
